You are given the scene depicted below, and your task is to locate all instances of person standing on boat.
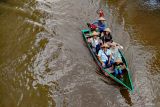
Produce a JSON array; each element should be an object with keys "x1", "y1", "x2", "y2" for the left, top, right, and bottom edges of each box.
[
  {"x1": 89, "y1": 31, "x2": 101, "y2": 54},
  {"x1": 101, "y1": 28, "x2": 113, "y2": 44},
  {"x1": 97, "y1": 43, "x2": 113, "y2": 68},
  {"x1": 92, "y1": 17, "x2": 107, "y2": 34}
]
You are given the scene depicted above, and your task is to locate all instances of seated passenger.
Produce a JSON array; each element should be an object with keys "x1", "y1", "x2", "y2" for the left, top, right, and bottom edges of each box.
[
  {"x1": 97, "y1": 44, "x2": 113, "y2": 68},
  {"x1": 113, "y1": 59, "x2": 126, "y2": 78},
  {"x1": 110, "y1": 42, "x2": 123, "y2": 62},
  {"x1": 101, "y1": 28, "x2": 113, "y2": 44},
  {"x1": 89, "y1": 31, "x2": 101, "y2": 54},
  {"x1": 92, "y1": 17, "x2": 107, "y2": 34}
]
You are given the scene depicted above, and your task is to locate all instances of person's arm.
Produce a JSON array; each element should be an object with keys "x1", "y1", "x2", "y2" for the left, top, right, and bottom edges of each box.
[
  {"x1": 108, "y1": 54, "x2": 112, "y2": 65},
  {"x1": 88, "y1": 38, "x2": 92, "y2": 43},
  {"x1": 98, "y1": 55, "x2": 105, "y2": 67},
  {"x1": 98, "y1": 24, "x2": 106, "y2": 29},
  {"x1": 92, "y1": 20, "x2": 98, "y2": 25},
  {"x1": 115, "y1": 42, "x2": 123, "y2": 49},
  {"x1": 98, "y1": 50, "x2": 105, "y2": 66},
  {"x1": 98, "y1": 56, "x2": 103, "y2": 64},
  {"x1": 118, "y1": 45, "x2": 123, "y2": 49},
  {"x1": 107, "y1": 49, "x2": 112, "y2": 65},
  {"x1": 98, "y1": 25, "x2": 105, "y2": 29}
]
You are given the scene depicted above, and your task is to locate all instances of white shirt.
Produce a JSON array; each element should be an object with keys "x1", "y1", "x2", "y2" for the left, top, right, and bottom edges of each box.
[{"x1": 90, "y1": 37, "x2": 101, "y2": 48}]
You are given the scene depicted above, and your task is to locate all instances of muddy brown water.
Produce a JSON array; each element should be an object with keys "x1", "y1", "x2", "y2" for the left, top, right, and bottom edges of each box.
[{"x1": 0, "y1": 0, "x2": 160, "y2": 107}]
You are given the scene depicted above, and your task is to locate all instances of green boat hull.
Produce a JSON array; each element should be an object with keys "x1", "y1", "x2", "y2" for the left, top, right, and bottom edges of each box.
[{"x1": 82, "y1": 29, "x2": 134, "y2": 92}]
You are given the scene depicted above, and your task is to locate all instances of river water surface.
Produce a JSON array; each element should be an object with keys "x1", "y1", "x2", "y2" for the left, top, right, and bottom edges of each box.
[{"x1": 0, "y1": 0, "x2": 160, "y2": 107}]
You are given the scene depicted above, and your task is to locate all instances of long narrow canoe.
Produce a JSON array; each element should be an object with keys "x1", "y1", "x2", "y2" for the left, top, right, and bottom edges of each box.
[{"x1": 82, "y1": 29, "x2": 134, "y2": 92}]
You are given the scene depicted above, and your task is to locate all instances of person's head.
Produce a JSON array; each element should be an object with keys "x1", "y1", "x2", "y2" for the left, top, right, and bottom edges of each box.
[
  {"x1": 101, "y1": 43, "x2": 109, "y2": 51},
  {"x1": 98, "y1": 9, "x2": 103, "y2": 13},
  {"x1": 92, "y1": 31, "x2": 99, "y2": 38},
  {"x1": 115, "y1": 59, "x2": 122, "y2": 64},
  {"x1": 98, "y1": 17, "x2": 106, "y2": 23},
  {"x1": 110, "y1": 42, "x2": 117, "y2": 49},
  {"x1": 104, "y1": 28, "x2": 111, "y2": 35}
]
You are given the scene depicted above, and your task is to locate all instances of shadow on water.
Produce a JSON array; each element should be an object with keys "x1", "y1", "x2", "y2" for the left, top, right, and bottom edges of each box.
[
  {"x1": 96, "y1": 70, "x2": 133, "y2": 106},
  {"x1": 120, "y1": 88, "x2": 133, "y2": 106},
  {"x1": 95, "y1": 69, "x2": 117, "y2": 85}
]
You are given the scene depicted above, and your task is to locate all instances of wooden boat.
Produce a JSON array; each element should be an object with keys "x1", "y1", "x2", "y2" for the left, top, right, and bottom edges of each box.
[{"x1": 81, "y1": 29, "x2": 134, "y2": 92}]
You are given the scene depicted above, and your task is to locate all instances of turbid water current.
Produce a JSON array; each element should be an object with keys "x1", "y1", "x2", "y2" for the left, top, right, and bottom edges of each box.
[{"x1": 0, "y1": 0, "x2": 160, "y2": 107}]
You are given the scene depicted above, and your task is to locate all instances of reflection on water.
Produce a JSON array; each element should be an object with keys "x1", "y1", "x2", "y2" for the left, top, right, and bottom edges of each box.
[{"x1": 120, "y1": 89, "x2": 133, "y2": 106}]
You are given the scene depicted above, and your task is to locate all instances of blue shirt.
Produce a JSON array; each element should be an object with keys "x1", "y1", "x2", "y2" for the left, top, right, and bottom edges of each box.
[
  {"x1": 92, "y1": 20, "x2": 107, "y2": 32},
  {"x1": 98, "y1": 49, "x2": 111, "y2": 62}
]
